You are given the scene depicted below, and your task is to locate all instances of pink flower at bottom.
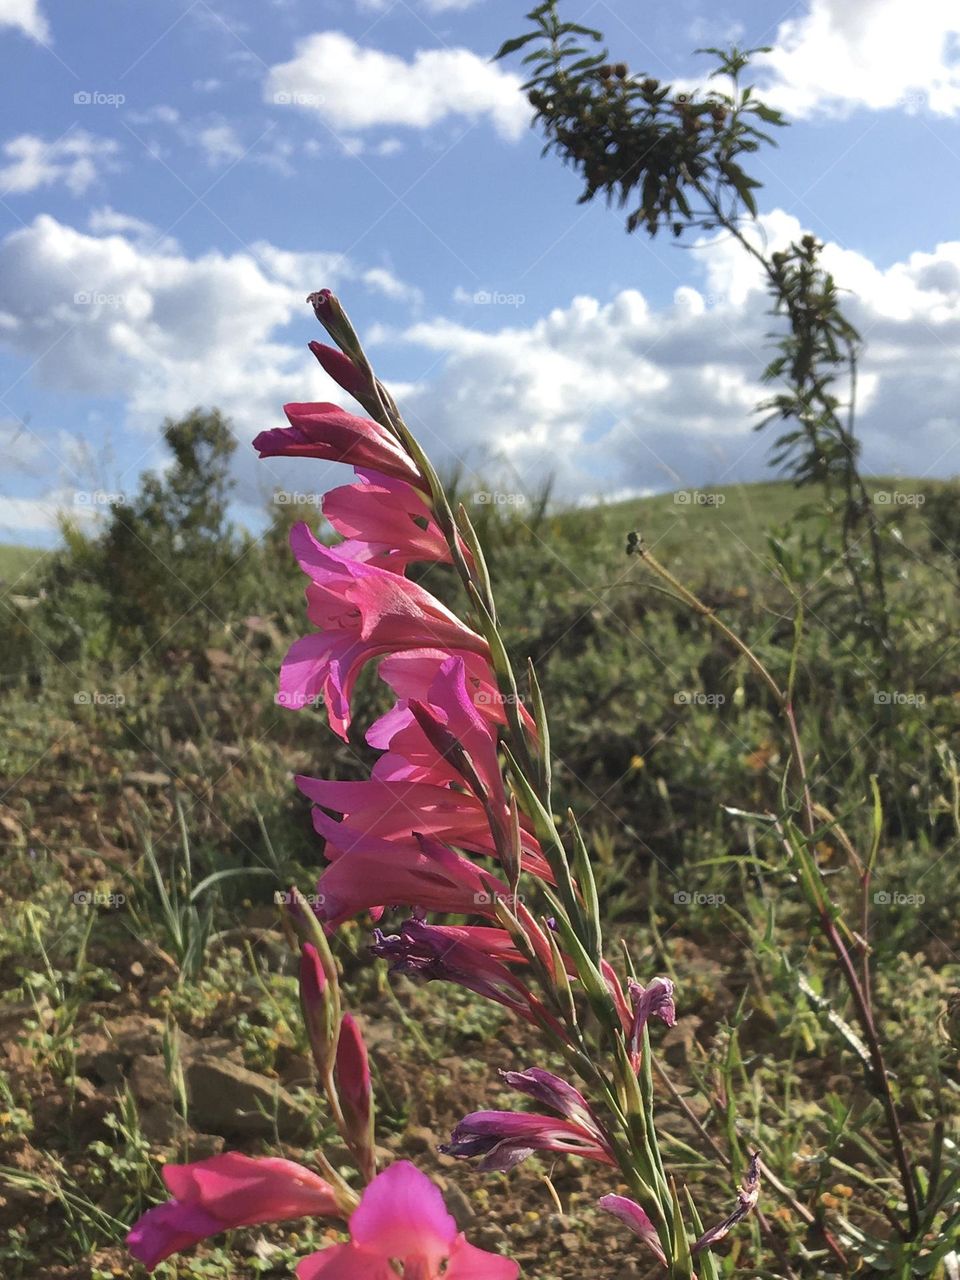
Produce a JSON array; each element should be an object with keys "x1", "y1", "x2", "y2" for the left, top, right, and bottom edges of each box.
[
  {"x1": 126, "y1": 1153, "x2": 341, "y2": 1271},
  {"x1": 297, "y1": 1161, "x2": 517, "y2": 1280}
]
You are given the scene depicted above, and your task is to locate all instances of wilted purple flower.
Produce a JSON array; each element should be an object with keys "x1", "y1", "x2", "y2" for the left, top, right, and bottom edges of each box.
[
  {"x1": 441, "y1": 1111, "x2": 614, "y2": 1172},
  {"x1": 442, "y1": 1067, "x2": 613, "y2": 1172},
  {"x1": 371, "y1": 920, "x2": 559, "y2": 1030},
  {"x1": 692, "y1": 1152, "x2": 762, "y2": 1255},
  {"x1": 627, "y1": 976, "x2": 676, "y2": 1068}
]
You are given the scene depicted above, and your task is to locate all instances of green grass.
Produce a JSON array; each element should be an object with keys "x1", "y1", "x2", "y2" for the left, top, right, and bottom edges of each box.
[
  {"x1": 0, "y1": 543, "x2": 48, "y2": 584},
  {"x1": 0, "y1": 476, "x2": 958, "y2": 1278}
]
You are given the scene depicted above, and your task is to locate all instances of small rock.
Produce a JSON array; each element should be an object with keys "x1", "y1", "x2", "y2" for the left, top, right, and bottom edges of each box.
[
  {"x1": 185, "y1": 1055, "x2": 311, "y2": 1139},
  {"x1": 403, "y1": 1124, "x2": 436, "y2": 1155}
]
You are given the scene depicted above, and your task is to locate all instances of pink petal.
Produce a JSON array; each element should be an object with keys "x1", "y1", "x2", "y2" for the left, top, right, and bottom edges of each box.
[
  {"x1": 350, "y1": 1162, "x2": 456, "y2": 1267},
  {"x1": 445, "y1": 1234, "x2": 520, "y2": 1280},
  {"x1": 163, "y1": 1153, "x2": 340, "y2": 1225},
  {"x1": 296, "y1": 1243, "x2": 391, "y2": 1280}
]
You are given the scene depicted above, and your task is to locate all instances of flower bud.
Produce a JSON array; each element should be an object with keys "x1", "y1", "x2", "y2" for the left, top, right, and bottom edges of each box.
[
  {"x1": 308, "y1": 341, "x2": 373, "y2": 409},
  {"x1": 335, "y1": 1013, "x2": 376, "y2": 1182},
  {"x1": 300, "y1": 943, "x2": 339, "y2": 1077}
]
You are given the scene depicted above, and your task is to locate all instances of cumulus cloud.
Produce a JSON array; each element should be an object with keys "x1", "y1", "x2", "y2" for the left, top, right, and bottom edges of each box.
[
  {"x1": 0, "y1": 0, "x2": 49, "y2": 42},
  {"x1": 265, "y1": 31, "x2": 528, "y2": 140},
  {"x1": 758, "y1": 0, "x2": 960, "y2": 117},
  {"x1": 390, "y1": 215, "x2": 960, "y2": 497},
  {"x1": 0, "y1": 131, "x2": 119, "y2": 196},
  {"x1": 0, "y1": 215, "x2": 430, "y2": 528},
  {"x1": 3, "y1": 209, "x2": 960, "y2": 541}
]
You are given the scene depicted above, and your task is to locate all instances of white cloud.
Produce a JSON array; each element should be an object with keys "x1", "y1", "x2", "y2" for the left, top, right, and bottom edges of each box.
[
  {"x1": 3, "y1": 209, "x2": 960, "y2": 543},
  {"x1": 0, "y1": 0, "x2": 49, "y2": 42},
  {"x1": 0, "y1": 215, "x2": 428, "y2": 519},
  {"x1": 196, "y1": 122, "x2": 246, "y2": 166},
  {"x1": 0, "y1": 131, "x2": 119, "y2": 196},
  {"x1": 759, "y1": 0, "x2": 960, "y2": 117},
  {"x1": 391, "y1": 215, "x2": 960, "y2": 496},
  {"x1": 265, "y1": 31, "x2": 528, "y2": 140}
]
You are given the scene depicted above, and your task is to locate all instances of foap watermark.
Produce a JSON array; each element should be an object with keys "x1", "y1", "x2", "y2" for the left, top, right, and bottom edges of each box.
[
  {"x1": 471, "y1": 289, "x2": 525, "y2": 308},
  {"x1": 873, "y1": 890, "x2": 925, "y2": 907},
  {"x1": 674, "y1": 489, "x2": 725, "y2": 507},
  {"x1": 674, "y1": 691, "x2": 725, "y2": 707},
  {"x1": 74, "y1": 489, "x2": 125, "y2": 506},
  {"x1": 674, "y1": 890, "x2": 726, "y2": 907},
  {"x1": 274, "y1": 890, "x2": 326, "y2": 907},
  {"x1": 74, "y1": 690, "x2": 126, "y2": 707},
  {"x1": 874, "y1": 691, "x2": 926, "y2": 707},
  {"x1": 74, "y1": 90, "x2": 126, "y2": 107},
  {"x1": 273, "y1": 491, "x2": 322, "y2": 507},
  {"x1": 474, "y1": 891, "x2": 525, "y2": 907},
  {"x1": 474, "y1": 689, "x2": 526, "y2": 708},
  {"x1": 74, "y1": 291, "x2": 126, "y2": 308},
  {"x1": 473, "y1": 491, "x2": 526, "y2": 506},
  {"x1": 275, "y1": 690, "x2": 325, "y2": 709},
  {"x1": 873, "y1": 490, "x2": 925, "y2": 507},
  {"x1": 74, "y1": 889, "x2": 126, "y2": 907},
  {"x1": 273, "y1": 91, "x2": 326, "y2": 107}
]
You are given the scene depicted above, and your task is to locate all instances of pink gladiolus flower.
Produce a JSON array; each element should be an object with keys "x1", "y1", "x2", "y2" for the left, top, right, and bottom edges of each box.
[
  {"x1": 297, "y1": 1161, "x2": 518, "y2": 1280},
  {"x1": 309, "y1": 828, "x2": 503, "y2": 928},
  {"x1": 444, "y1": 1068, "x2": 614, "y2": 1172},
  {"x1": 336, "y1": 1013, "x2": 372, "y2": 1134},
  {"x1": 296, "y1": 776, "x2": 553, "y2": 882},
  {"x1": 378, "y1": 648, "x2": 535, "y2": 734},
  {"x1": 299, "y1": 942, "x2": 339, "y2": 1076},
  {"x1": 279, "y1": 524, "x2": 488, "y2": 738},
  {"x1": 254, "y1": 402, "x2": 422, "y2": 486},
  {"x1": 324, "y1": 470, "x2": 460, "y2": 574},
  {"x1": 126, "y1": 1153, "x2": 341, "y2": 1271}
]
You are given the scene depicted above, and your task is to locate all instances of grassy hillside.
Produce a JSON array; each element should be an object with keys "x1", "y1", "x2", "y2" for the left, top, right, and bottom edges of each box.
[
  {"x1": 0, "y1": 542, "x2": 48, "y2": 584},
  {"x1": 0, "y1": 476, "x2": 957, "y2": 1277}
]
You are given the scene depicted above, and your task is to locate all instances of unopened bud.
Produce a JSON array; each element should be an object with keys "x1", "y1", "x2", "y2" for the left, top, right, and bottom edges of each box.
[
  {"x1": 336, "y1": 1013, "x2": 376, "y2": 1181},
  {"x1": 300, "y1": 943, "x2": 339, "y2": 1076}
]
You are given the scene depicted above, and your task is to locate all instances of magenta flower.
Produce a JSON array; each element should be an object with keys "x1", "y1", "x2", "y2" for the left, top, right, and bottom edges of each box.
[
  {"x1": 309, "y1": 829, "x2": 502, "y2": 928},
  {"x1": 371, "y1": 919, "x2": 561, "y2": 1027},
  {"x1": 279, "y1": 524, "x2": 488, "y2": 738},
  {"x1": 324, "y1": 470, "x2": 457, "y2": 573},
  {"x1": 300, "y1": 941, "x2": 338, "y2": 1076},
  {"x1": 297, "y1": 1161, "x2": 517, "y2": 1279},
  {"x1": 443, "y1": 1068, "x2": 614, "y2": 1171},
  {"x1": 126, "y1": 1152, "x2": 341, "y2": 1271},
  {"x1": 254, "y1": 401, "x2": 421, "y2": 486},
  {"x1": 297, "y1": 776, "x2": 553, "y2": 883},
  {"x1": 378, "y1": 648, "x2": 534, "y2": 733}
]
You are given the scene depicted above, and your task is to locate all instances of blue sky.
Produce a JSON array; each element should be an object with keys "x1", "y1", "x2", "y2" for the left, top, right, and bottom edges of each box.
[{"x1": 2, "y1": 0, "x2": 960, "y2": 545}]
